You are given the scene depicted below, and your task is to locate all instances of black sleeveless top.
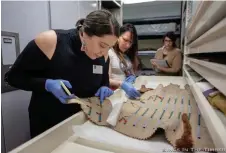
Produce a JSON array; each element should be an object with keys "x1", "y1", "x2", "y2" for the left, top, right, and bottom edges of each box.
[{"x1": 5, "y1": 28, "x2": 110, "y2": 120}]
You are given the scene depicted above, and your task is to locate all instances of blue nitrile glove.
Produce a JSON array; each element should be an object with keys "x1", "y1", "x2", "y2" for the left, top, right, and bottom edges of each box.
[
  {"x1": 45, "y1": 79, "x2": 74, "y2": 104},
  {"x1": 121, "y1": 81, "x2": 141, "y2": 99},
  {"x1": 95, "y1": 86, "x2": 114, "y2": 104},
  {"x1": 125, "y1": 75, "x2": 136, "y2": 84}
]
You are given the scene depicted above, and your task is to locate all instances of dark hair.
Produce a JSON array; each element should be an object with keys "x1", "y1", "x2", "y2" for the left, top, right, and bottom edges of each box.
[
  {"x1": 113, "y1": 24, "x2": 138, "y2": 75},
  {"x1": 114, "y1": 23, "x2": 138, "y2": 62},
  {"x1": 76, "y1": 9, "x2": 120, "y2": 37},
  {"x1": 163, "y1": 31, "x2": 177, "y2": 47}
]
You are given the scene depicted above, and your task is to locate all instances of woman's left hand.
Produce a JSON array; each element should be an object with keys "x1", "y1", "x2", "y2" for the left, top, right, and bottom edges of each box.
[
  {"x1": 151, "y1": 61, "x2": 157, "y2": 68},
  {"x1": 95, "y1": 86, "x2": 114, "y2": 104},
  {"x1": 125, "y1": 75, "x2": 136, "y2": 84}
]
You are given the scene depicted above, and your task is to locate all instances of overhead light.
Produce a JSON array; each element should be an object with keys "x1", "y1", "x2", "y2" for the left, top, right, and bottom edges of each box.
[
  {"x1": 91, "y1": 3, "x2": 97, "y2": 8},
  {"x1": 123, "y1": 0, "x2": 156, "y2": 4}
]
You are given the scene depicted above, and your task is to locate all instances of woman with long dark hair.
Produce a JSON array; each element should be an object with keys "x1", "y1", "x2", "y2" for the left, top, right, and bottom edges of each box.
[
  {"x1": 5, "y1": 9, "x2": 120, "y2": 138},
  {"x1": 108, "y1": 23, "x2": 140, "y2": 99}
]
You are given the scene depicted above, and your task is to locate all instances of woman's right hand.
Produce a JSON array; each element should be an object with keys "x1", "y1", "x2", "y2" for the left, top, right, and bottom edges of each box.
[
  {"x1": 45, "y1": 79, "x2": 74, "y2": 104},
  {"x1": 121, "y1": 81, "x2": 141, "y2": 99}
]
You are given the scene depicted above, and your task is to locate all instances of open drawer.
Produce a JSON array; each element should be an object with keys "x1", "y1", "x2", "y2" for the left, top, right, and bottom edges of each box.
[
  {"x1": 8, "y1": 76, "x2": 226, "y2": 153},
  {"x1": 183, "y1": 69, "x2": 226, "y2": 149},
  {"x1": 8, "y1": 112, "x2": 149, "y2": 153}
]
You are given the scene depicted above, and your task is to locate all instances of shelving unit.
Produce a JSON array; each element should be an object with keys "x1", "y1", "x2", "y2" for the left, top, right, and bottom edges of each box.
[
  {"x1": 187, "y1": 58, "x2": 226, "y2": 96},
  {"x1": 138, "y1": 31, "x2": 180, "y2": 39},
  {"x1": 123, "y1": 16, "x2": 181, "y2": 25},
  {"x1": 187, "y1": 17, "x2": 226, "y2": 54},
  {"x1": 124, "y1": 16, "x2": 181, "y2": 41},
  {"x1": 98, "y1": 0, "x2": 123, "y2": 25},
  {"x1": 186, "y1": 1, "x2": 226, "y2": 44},
  {"x1": 183, "y1": 0, "x2": 226, "y2": 149},
  {"x1": 124, "y1": 3, "x2": 181, "y2": 74},
  {"x1": 180, "y1": 0, "x2": 193, "y2": 51},
  {"x1": 101, "y1": 0, "x2": 121, "y2": 9}
]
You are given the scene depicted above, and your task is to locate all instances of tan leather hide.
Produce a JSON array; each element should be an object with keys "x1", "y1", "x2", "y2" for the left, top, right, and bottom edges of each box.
[{"x1": 68, "y1": 84, "x2": 214, "y2": 151}]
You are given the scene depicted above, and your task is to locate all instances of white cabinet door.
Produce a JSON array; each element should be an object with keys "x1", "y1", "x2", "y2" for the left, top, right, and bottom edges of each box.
[
  {"x1": 1, "y1": 91, "x2": 31, "y2": 152},
  {"x1": 50, "y1": 1, "x2": 98, "y2": 29},
  {"x1": 2, "y1": 117, "x2": 6, "y2": 153}
]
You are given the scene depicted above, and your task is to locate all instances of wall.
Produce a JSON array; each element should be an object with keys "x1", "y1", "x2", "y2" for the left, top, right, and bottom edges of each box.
[
  {"x1": 49, "y1": 1, "x2": 97, "y2": 29},
  {"x1": 78, "y1": 1, "x2": 98, "y2": 18},
  {"x1": 49, "y1": 1, "x2": 80, "y2": 29},
  {"x1": 1, "y1": 1, "x2": 97, "y2": 152},
  {"x1": 123, "y1": 1, "x2": 181, "y2": 20},
  {"x1": 1, "y1": 1, "x2": 50, "y2": 53},
  {"x1": 1, "y1": 1, "x2": 50, "y2": 152}
]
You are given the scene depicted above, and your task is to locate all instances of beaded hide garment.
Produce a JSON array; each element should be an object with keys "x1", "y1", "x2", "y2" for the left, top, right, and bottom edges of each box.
[{"x1": 68, "y1": 84, "x2": 214, "y2": 151}]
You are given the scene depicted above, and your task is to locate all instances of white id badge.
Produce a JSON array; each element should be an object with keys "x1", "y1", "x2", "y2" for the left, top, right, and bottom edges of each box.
[{"x1": 93, "y1": 65, "x2": 103, "y2": 74}]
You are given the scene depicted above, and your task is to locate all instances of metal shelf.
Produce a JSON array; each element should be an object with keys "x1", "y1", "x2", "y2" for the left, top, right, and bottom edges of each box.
[
  {"x1": 187, "y1": 17, "x2": 226, "y2": 54},
  {"x1": 138, "y1": 50, "x2": 156, "y2": 56},
  {"x1": 101, "y1": 0, "x2": 121, "y2": 9},
  {"x1": 187, "y1": 58, "x2": 226, "y2": 96},
  {"x1": 186, "y1": 1, "x2": 226, "y2": 44},
  {"x1": 138, "y1": 31, "x2": 180, "y2": 39},
  {"x1": 123, "y1": 16, "x2": 181, "y2": 25}
]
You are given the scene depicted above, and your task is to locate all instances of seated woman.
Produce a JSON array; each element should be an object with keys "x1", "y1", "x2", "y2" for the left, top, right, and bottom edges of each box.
[
  {"x1": 151, "y1": 32, "x2": 182, "y2": 76},
  {"x1": 108, "y1": 24, "x2": 140, "y2": 99}
]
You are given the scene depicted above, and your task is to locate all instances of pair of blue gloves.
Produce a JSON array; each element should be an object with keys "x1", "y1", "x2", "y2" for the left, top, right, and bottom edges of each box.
[
  {"x1": 45, "y1": 75, "x2": 139, "y2": 104},
  {"x1": 121, "y1": 75, "x2": 141, "y2": 99},
  {"x1": 45, "y1": 79, "x2": 113, "y2": 104}
]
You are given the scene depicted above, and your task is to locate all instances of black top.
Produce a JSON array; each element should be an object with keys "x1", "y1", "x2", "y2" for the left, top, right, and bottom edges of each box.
[{"x1": 5, "y1": 28, "x2": 110, "y2": 119}]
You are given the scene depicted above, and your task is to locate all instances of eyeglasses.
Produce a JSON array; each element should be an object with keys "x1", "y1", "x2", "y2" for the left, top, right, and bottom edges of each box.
[
  {"x1": 121, "y1": 36, "x2": 133, "y2": 45},
  {"x1": 164, "y1": 39, "x2": 173, "y2": 43}
]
